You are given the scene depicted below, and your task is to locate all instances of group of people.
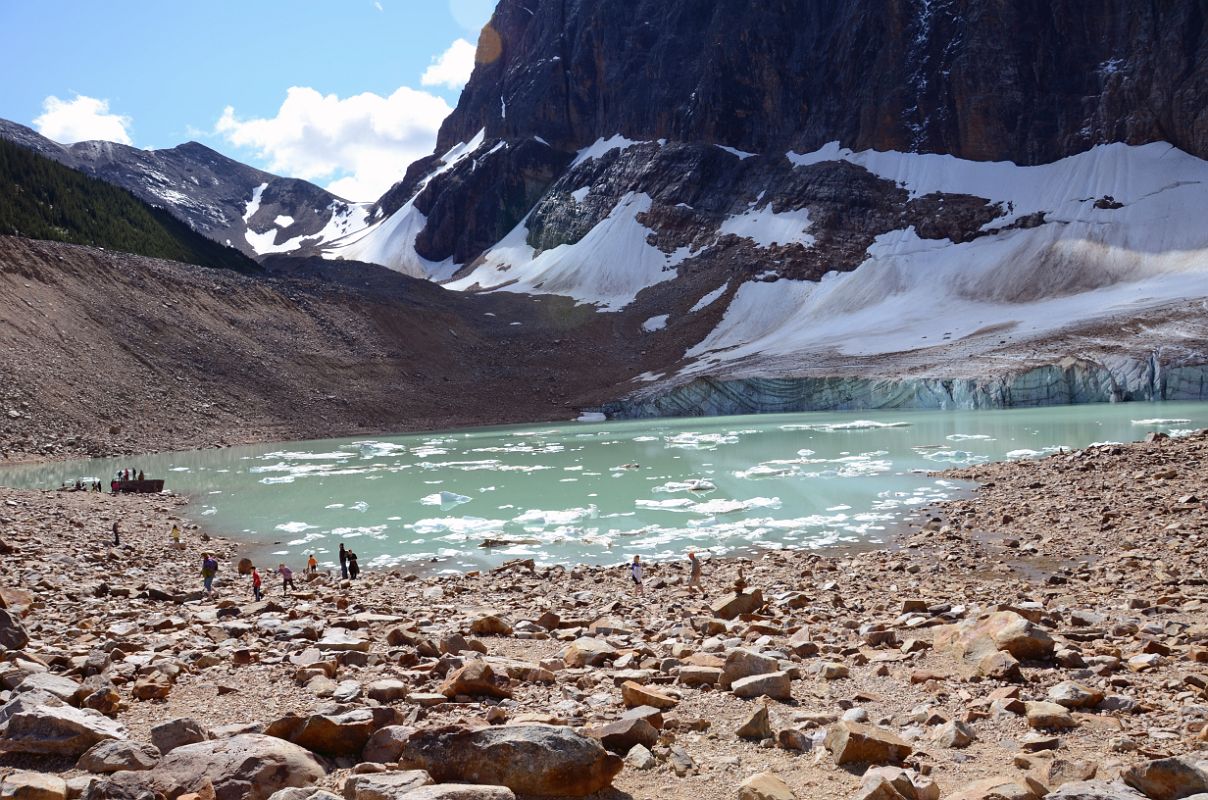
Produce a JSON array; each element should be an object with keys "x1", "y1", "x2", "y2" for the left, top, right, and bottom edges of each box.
[
  {"x1": 628, "y1": 551, "x2": 705, "y2": 596},
  {"x1": 64, "y1": 479, "x2": 104, "y2": 492},
  {"x1": 203, "y1": 544, "x2": 362, "y2": 599}
]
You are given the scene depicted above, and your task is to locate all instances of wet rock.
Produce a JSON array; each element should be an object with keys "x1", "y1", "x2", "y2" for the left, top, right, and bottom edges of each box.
[
  {"x1": 150, "y1": 717, "x2": 208, "y2": 754},
  {"x1": 739, "y1": 771, "x2": 796, "y2": 800},
  {"x1": 1121, "y1": 756, "x2": 1208, "y2": 800},
  {"x1": 106, "y1": 733, "x2": 325, "y2": 800},
  {"x1": 341, "y1": 770, "x2": 432, "y2": 800},
  {"x1": 77, "y1": 740, "x2": 162, "y2": 773},
  {"x1": 439, "y1": 661, "x2": 512, "y2": 699},
  {"x1": 824, "y1": 722, "x2": 913, "y2": 766},
  {"x1": 0, "y1": 702, "x2": 127, "y2": 756},
  {"x1": 397, "y1": 724, "x2": 622, "y2": 796}
]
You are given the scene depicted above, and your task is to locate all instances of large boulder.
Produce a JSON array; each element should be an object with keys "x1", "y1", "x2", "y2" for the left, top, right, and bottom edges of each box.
[
  {"x1": 1045, "y1": 781, "x2": 1149, "y2": 800},
  {"x1": 397, "y1": 724, "x2": 622, "y2": 797},
  {"x1": 150, "y1": 718, "x2": 208, "y2": 755},
  {"x1": 722, "y1": 649, "x2": 781, "y2": 686},
  {"x1": 341, "y1": 770, "x2": 432, "y2": 800},
  {"x1": 106, "y1": 734, "x2": 325, "y2": 800},
  {"x1": 563, "y1": 638, "x2": 616, "y2": 668},
  {"x1": 439, "y1": 662, "x2": 512, "y2": 699},
  {"x1": 78, "y1": 740, "x2": 162, "y2": 773},
  {"x1": 0, "y1": 702, "x2": 127, "y2": 756},
  {"x1": 937, "y1": 611, "x2": 1055, "y2": 663},
  {"x1": 0, "y1": 771, "x2": 68, "y2": 799},
  {"x1": 731, "y1": 672, "x2": 792, "y2": 701},
  {"x1": 1121, "y1": 757, "x2": 1208, "y2": 800},
  {"x1": 0, "y1": 607, "x2": 29, "y2": 650},
  {"x1": 711, "y1": 590, "x2": 764, "y2": 620},
  {"x1": 824, "y1": 722, "x2": 913, "y2": 766},
  {"x1": 15, "y1": 673, "x2": 84, "y2": 706}
]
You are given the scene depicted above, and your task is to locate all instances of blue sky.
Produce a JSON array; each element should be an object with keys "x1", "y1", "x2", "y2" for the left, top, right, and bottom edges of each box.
[{"x1": 0, "y1": 0, "x2": 497, "y2": 200}]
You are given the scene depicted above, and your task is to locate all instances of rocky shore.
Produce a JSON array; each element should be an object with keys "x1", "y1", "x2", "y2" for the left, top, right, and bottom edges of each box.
[{"x1": 0, "y1": 431, "x2": 1205, "y2": 799}]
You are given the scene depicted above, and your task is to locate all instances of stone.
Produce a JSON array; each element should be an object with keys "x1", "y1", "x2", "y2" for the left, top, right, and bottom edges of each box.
[
  {"x1": 393, "y1": 787, "x2": 515, "y2": 800},
  {"x1": 816, "y1": 661, "x2": 850, "y2": 680},
  {"x1": 397, "y1": 724, "x2": 622, "y2": 796},
  {"x1": 625, "y1": 743, "x2": 656, "y2": 770},
  {"x1": 931, "y1": 720, "x2": 976, "y2": 748},
  {"x1": 1044, "y1": 781, "x2": 1149, "y2": 800},
  {"x1": 1024, "y1": 701, "x2": 1078, "y2": 730},
  {"x1": 947, "y1": 777, "x2": 1038, "y2": 800},
  {"x1": 563, "y1": 638, "x2": 616, "y2": 668},
  {"x1": 1048, "y1": 681, "x2": 1105, "y2": 709},
  {"x1": 678, "y1": 666, "x2": 723, "y2": 686},
  {"x1": 341, "y1": 770, "x2": 432, "y2": 800},
  {"x1": 722, "y1": 649, "x2": 781, "y2": 685},
  {"x1": 469, "y1": 614, "x2": 513, "y2": 636},
  {"x1": 735, "y1": 705, "x2": 773, "y2": 739},
  {"x1": 439, "y1": 661, "x2": 512, "y2": 699},
  {"x1": 78, "y1": 740, "x2": 162, "y2": 773},
  {"x1": 711, "y1": 590, "x2": 764, "y2": 620},
  {"x1": 366, "y1": 680, "x2": 409, "y2": 703},
  {"x1": 269, "y1": 791, "x2": 343, "y2": 800},
  {"x1": 0, "y1": 771, "x2": 68, "y2": 800},
  {"x1": 824, "y1": 722, "x2": 913, "y2": 766},
  {"x1": 269, "y1": 708, "x2": 377, "y2": 759},
  {"x1": 731, "y1": 671, "x2": 792, "y2": 701},
  {"x1": 361, "y1": 725, "x2": 416, "y2": 763},
  {"x1": 0, "y1": 703, "x2": 127, "y2": 756},
  {"x1": 621, "y1": 680, "x2": 678, "y2": 710},
  {"x1": 0, "y1": 607, "x2": 29, "y2": 651},
  {"x1": 82, "y1": 687, "x2": 121, "y2": 717},
  {"x1": 978, "y1": 651, "x2": 1023, "y2": 682},
  {"x1": 131, "y1": 673, "x2": 172, "y2": 701},
  {"x1": 150, "y1": 718, "x2": 208, "y2": 754},
  {"x1": 14, "y1": 673, "x2": 83, "y2": 706},
  {"x1": 1121, "y1": 757, "x2": 1208, "y2": 800},
  {"x1": 105, "y1": 734, "x2": 325, "y2": 800},
  {"x1": 1039, "y1": 760, "x2": 1099, "y2": 789},
  {"x1": 316, "y1": 628, "x2": 370, "y2": 653},
  {"x1": 938, "y1": 611, "x2": 1055, "y2": 662},
  {"x1": 583, "y1": 717, "x2": 658, "y2": 755},
  {"x1": 738, "y1": 772, "x2": 796, "y2": 800}
]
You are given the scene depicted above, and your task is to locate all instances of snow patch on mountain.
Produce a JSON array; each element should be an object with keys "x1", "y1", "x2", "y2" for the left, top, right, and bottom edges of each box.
[{"x1": 719, "y1": 204, "x2": 815, "y2": 248}]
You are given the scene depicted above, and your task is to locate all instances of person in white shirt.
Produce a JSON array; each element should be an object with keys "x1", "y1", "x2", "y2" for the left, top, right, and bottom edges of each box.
[{"x1": 629, "y1": 555, "x2": 644, "y2": 596}]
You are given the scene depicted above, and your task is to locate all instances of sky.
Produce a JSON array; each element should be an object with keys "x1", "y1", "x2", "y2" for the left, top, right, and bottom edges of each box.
[{"x1": 0, "y1": 0, "x2": 498, "y2": 201}]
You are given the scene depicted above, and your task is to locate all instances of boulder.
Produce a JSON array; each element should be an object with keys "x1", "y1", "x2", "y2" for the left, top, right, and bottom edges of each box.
[
  {"x1": 563, "y1": 638, "x2": 616, "y2": 668},
  {"x1": 106, "y1": 734, "x2": 325, "y2": 800},
  {"x1": 731, "y1": 672, "x2": 792, "y2": 701},
  {"x1": 0, "y1": 771, "x2": 68, "y2": 800},
  {"x1": 361, "y1": 725, "x2": 416, "y2": 763},
  {"x1": 132, "y1": 673, "x2": 172, "y2": 701},
  {"x1": 439, "y1": 662, "x2": 512, "y2": 699},
  {"x1": 1121, "y1": 757, "x2": 1208, "y2": 800},
  {"x1": 397, "y1": 724, "x2": 622, "y2": 796},
  {"x1": 0, "y1": 607, "x2": 29, "y2": 651},
  {"x1": 931, "y1": 720, "x2": 976, "y2": 749},
  {"x1": 341, "y1": 770, "x2": 432, "y2": 800},
  {"x1": 78, "y1": 740, "x2": 162, "y2": 773},
  {"x1": 469, "y1": 614, "x2": 513, "y2": 637},
  {"x1": 316, "y1": 629, "x2": 369, "y2": 653},
  {"x1": 722, "y1": 649, "x2": 781, "y2": 685},
  {"x1": 735, "y1": 705, "x2": 773, "y2": 740},
  {"x1": 269, "y1": 708, "x2": 377, "y2": 759},
  {"x1": 0, "y1": 702, "x2": 127, "y2": 756},
  {"x1": 1048, "y1": 681, "x2": 1105, "y2": 710},
  {"x1": 150, "y1": 718, "x2": 208, "y2": 755},
  {"x1": 678, "y1": 666, "x2": 723, "y2": 686},
  {"x1": 14, "y1": 673, "x2": 83, "y2": 706},
  {"x1": 947, "y1": 778, "x2": 1037, "y2": 800},
  {"x1": 1045, "y1": 781, "x2": 1149, "y2": 800},
  {"x1": 394, "y1": 787, "x2": 515, "y2": 800},
  {"x1": 1024, "y1": 702, "x2": 1078, "y2": 730},
  {"x1": 366, "y1": 680, "x2": 409, "y2": 703},
  {"x1": 824, "y1": 722, "x2": 913, "y2": 766},
  {"x1": 711, "y1": 590, "x2": 764, "y2": 620},
  {"x1": 269, "y1": 791, "x2": 343, "y2": 800},
  {"x1": 583, "y1": 717, "x2": 658, "y2": 755},
  {"x1": 738, "y1": 772, "x2": 796, "y2": 800}
]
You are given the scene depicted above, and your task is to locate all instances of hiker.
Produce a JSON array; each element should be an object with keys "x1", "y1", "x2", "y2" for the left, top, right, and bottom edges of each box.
[
  {"x1": 347, "y1": 551, "x2": 360, "y2": 580},
  {"x1": 137, "y1": 470, "x2": 144, "y2": 481},
  {"x1": 278, "y1": 563, "x2": 295, "y2": 594},
  {"x1": 251, "y1": 566, "x2": 263, "y2": 601},
  {"x1": 307, "y1": 553, "x2": 318, "y2": 575},
  {"x1": 629, "y1": 555, "x2": 644, "y2": 596},
  {"x1": 201, "y1": 553, "x2": 218, "y2": 596},
  {"x1": 112, "y1": 522, "x2": 120, "y2": 546},
  {"x1": 688, "y1": 550, "x2": 703, "y2": 593},
  {"x1": 338, "y1": 543, "x2": 348, "y2": 579},
  {"x1": 170, "y1": 523, "x2": 181, "y2": 548}
]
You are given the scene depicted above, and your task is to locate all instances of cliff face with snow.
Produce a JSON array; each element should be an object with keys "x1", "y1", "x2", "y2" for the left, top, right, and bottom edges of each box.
[
  {"x1": 335, "y1": 0, "x2": 1208, "y2": 412},
  {"x1": 0, "y1": 120, "x2": 368, "y2": 259}
]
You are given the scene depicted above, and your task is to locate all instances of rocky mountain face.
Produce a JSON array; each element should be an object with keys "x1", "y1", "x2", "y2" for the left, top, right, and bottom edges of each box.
[
  {"x1": 330, "y1": 0, "x2": 1208, "y2": 413},
  {"x1": 0, "y1": 119, "x2": 368, "y2": 259}
]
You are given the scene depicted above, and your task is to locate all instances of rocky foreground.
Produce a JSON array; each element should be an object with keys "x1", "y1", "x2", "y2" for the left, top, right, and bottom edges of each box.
[{"x1": 0, "y1": 432, "x2": 1206, "y2": 800}]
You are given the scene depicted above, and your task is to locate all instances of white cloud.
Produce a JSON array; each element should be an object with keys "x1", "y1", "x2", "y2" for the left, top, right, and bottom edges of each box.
[
  {"x1": 421, "y1": 38, "x2": 477, "y2": 90},
  {"x1": 215, "y1": 86, "x2": 453, "y2": 202},
  {"x1": 33, "y1": 95, "x2": 133, "y2": 145},
  {"x1": 373, "y1": 0, "x2": 383, "y2": 10}
]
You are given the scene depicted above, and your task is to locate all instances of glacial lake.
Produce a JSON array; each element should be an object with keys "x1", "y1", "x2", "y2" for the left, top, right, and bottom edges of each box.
[{"x1": 2, "y1": 403, "x2": 1205, "y2": 574}]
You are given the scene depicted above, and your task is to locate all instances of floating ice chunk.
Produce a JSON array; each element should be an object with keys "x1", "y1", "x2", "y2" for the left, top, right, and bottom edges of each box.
[
  {"x1": 1130, "y1": 418, "x2": 1191, "y2": 425},
  {"x1": 780, "y1": 420, "x2": 911, "y2": 432},
  {"x1": 653, "y1": 479, "x2": 717, "y2": 493},
  {"x1": 946, "y1": 433, "x2": 995, "y2": 441},
  {"x1": 276, "y1": 521, "x2": 317, "y2": 534},
  {"x1": 421, "y1": 491, "x2": 472, "y2": 510},
  {"x1": 577, "y1": 412, "x2": 607, "y2": 423}
]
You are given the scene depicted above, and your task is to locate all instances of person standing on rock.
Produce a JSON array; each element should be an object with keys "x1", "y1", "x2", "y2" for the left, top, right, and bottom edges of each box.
[
  {"x1": 111, "y1": 522, "x2": 120, "y2": 546},
  {"x1": 307, "y1": 553, "x2": 318, "y2": 575},
  {"x1": 170, "y1": 523, "x2": 181, "y2": 548},
  {"x1": 278, "y1": 563, "x2": 295, "y2": 594},
  {"x1": 347, "y1": 550, "x2": 360, "y2": 580},
  {"x1": 201, "y1": 553, "x2": 218, "y2": 596},
  {"x1": 339, "y1": 543, "x2": 349, "y2": 579},
  {"x1": 251, "y1": 565, "x2": 263, "y2": 601},
  {"x1": 688, "y1": 551, "x2": 704, "y2": 594},
  {"x1": 629, "y1": 555, "x2": 644, "y2": 596}
]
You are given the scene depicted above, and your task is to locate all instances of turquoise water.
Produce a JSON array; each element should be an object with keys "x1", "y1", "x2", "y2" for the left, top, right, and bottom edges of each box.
[{"x1": 1, "y1": 403, "x2": 1204, "y2": 573}]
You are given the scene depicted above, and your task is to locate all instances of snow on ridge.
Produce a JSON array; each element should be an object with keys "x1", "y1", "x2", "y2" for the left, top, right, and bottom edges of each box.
[
  {"x1": 274, "y1": 215, "x2": 294, "y2": 228},
  {"x1": 571, "y1": 134, "x2": 665, "y2": 168},
  {"x1": 719, "y1": 204, "x2": 815, "y2": 249},
  {"x1": 242, "y1": 183, "x2": 267, "y2": 223},
  {"x1": 642, "y1": 314, "x2": 669, "y2": 332},
  {"x1": 690, "y1": 283, "x2": 729, "y2": 312},
  {"x1": 716, "y1": 144, "x2": 756, "y2": 160}
]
